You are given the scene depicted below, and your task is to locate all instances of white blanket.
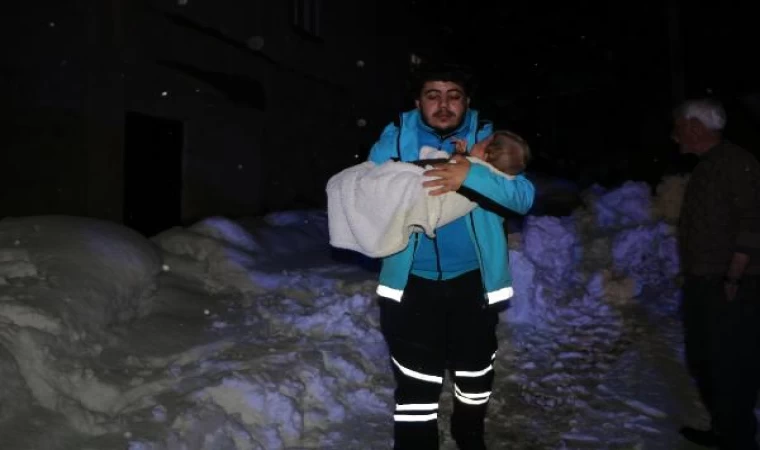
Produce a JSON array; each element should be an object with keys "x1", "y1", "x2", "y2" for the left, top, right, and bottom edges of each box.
[{"x1": 326, "y1": 147, "x2": 477, "y2": 258}]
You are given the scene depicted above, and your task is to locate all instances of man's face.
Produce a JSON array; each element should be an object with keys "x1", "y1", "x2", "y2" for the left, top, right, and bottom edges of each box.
[
  {"x1": 415, "y1": 81, "x2": 469, "y2": 134},
  {"x1": 671, "y1": 116, "x2": 704, "y2": 154}
]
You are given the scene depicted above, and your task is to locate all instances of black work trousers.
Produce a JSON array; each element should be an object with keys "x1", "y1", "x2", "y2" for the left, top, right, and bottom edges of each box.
[
  {"x1": 379, "y1": 270, "x2": 499, "y2": 450},
  {"x1": 682, "y1": 275, "x2": 760, "y2": 450}
]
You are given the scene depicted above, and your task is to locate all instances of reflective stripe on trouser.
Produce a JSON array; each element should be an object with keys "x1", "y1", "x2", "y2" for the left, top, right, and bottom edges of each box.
[
  {"x1": 378, "y1": 270, "x2": 498, "y2": 450},
  {"x1": 390, "y1": 355, "x2": 444, "y2": 422},
  {"x1": 450, "y1": 351, "x2": 497, "y2": 447},
  {"x1": 454, "y1": 351, "x2": 497, "y2": 406},
  {"x1": 386, "y1": 352, "x2": 445, "y2": 450}
]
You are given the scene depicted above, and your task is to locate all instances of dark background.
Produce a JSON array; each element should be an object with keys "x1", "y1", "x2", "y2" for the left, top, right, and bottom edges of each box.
[
  {"x1": 408, "y1": 0, "x2": 759, "y2": 185},
  {"x1": 2, "y1": 0, "x2": 758, "y2": 235}
]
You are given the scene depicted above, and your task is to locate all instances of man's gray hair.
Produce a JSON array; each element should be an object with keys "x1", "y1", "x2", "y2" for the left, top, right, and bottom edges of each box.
[{"x1": 675, "y1": 98, "x2": 727, "y2": 131}]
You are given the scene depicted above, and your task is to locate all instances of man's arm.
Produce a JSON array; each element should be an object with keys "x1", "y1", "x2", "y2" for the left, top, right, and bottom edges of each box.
[
  {"x1": 367, "y1": 123, "x2": 400, "y2": 164},
  {"x1": 465, "y1": 121, "x2": 534, "y2": 215},
  {"x1": 460, "y1": 162, "x2": 535, "y2": 215},
  {"x1": 422, "y1": 155, "x2": 535, "y2": 215}
]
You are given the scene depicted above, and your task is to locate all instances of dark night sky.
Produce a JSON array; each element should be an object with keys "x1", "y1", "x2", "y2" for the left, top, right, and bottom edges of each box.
[
  {"x1": 2, "y1": 0, "x2": 759, "y2": 226},
  {"x1": 402, "y1": 1, "x2": 760, "y2": 186}
]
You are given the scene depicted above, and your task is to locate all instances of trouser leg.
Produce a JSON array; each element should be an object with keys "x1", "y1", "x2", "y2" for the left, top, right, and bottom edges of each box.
[
  {"x1": 447, "y1": 271, "x2": 498, "y2": 450},
  {"x1": 682, "y1": 277, "x2": 717, "y2": 423},
  {"x1": 380, "y1": 276, "x2": 446, "y2": 450},
  {"x1": 682, "y1": 276, "x2": 760, "y2": 450}
]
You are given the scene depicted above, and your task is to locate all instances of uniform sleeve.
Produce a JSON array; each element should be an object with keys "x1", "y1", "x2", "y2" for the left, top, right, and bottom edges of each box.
[
  {"x1": 460, "y1": 163, "x2": 535, "y2": 215},
  {"x1": 367, "y1": 123, "x2": 400, "y2": 164}
]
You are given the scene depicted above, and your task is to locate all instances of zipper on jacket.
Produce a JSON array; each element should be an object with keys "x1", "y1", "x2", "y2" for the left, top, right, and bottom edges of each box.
[
  {"x1": 433, "y1": 237, "x2": 443, "y2": 281},
  {"x1": 432, "y1": 135, "x2": 450, "y2": 281},
  {"x1": 424, "y1": 119, "x2": 488, "y2": 285},
  {"x1": 438, "y1": 130, "x2": 458, "y2": 141}
]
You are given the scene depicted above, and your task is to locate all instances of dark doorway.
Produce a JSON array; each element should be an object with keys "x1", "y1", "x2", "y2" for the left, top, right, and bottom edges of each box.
[{"x1": 124, "y1": 112, "x2": 183, "y2": 237}]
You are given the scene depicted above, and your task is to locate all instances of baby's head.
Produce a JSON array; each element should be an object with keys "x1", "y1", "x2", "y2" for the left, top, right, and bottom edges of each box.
[{"x1": 484, "y1": 130, "x2": 531, "y2": 175}]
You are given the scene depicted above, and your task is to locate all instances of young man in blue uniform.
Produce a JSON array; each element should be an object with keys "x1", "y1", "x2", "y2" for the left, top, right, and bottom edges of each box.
[{"x1": 368, "y1": 64, "x2": 535, "y2": 449}]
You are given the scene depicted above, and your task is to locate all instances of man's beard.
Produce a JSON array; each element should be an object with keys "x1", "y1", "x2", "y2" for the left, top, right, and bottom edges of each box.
[{"x1": 423, "y1": 111, "x2": 463, "y2": 136}]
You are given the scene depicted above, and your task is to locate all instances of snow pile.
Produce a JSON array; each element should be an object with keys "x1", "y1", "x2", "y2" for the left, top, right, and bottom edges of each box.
[
  {"x1": 506, "y1": 215, "x2": 581, "y2": 325},
  {"x1": 136, "y1": 176, "x2": 688, "y2": 448},
  {"x1": 152, "y1": 212, "x2": 330, "y2": 294},
  {"x1": 653, "y1": 175, "x2": 690, "y2": 223},
  {"x1": 499, "y1": 177, "x2": 687, "y2": 436},
  {"x1": 588, "y1": 181, "x2": 654, "y2": 229},
  {"x1": 135, "y1": 288, "x2": 392, "y2": 450},
  {"x1": 0, "y1": 174, "x2": 691, "y2": 449},
  {"x1": 0, "y1": 216, "x2": 162, "y2": 332},
  {"x1": 233, "y1": 209, "x2": 330, "y2": 256},
  {"x1": 483, "y1": 176, "x2": 689, "y2": 450},
  {"x1": 0, "y1": 216, "x2": 163, "y2": 435},
  {"x1": 505, "y1": 178, "x2": 685, "y2": 327}
]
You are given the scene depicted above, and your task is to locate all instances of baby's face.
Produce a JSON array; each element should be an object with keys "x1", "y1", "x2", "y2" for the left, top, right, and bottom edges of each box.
[{"x1": 485, "y1": 138, "x2": 525, "y2": 175}]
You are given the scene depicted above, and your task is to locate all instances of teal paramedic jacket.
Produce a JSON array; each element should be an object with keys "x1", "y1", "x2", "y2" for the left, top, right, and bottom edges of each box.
[{"x1": 367, "y1": 108, "x2": 536, "y2": 307}]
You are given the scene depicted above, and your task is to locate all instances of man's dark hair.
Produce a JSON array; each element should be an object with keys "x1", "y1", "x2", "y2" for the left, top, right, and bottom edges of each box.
[{"x1": 409, "y1": 62, "x2": 478, "y2": 98}]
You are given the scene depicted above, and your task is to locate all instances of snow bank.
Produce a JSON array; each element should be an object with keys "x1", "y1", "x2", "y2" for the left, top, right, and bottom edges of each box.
[
  {"x1": 652, "y1": 175, "x2": 690, "y2": 223},
  {"x1": 0, "y1": 216, "x2": 163, "y2": 435},
  {"x1": 139, "y1": 177, "x2": 688, "y2": 446},
  {"x1": 135, "y1": 176, "x2": 689, "y2": 448},
  {"x1": 152, "y1": 212, "x2": 330, "y2": 294},
  {"x1": 155, "y1": 293, "x2": 389, "y2": 450},
  {"x1": 0, "y1": 174, "x2": 690, "y2": 448},
  {"x1": 0, "y1": 216, "x2": 162, "y2": 333},
  {"x1": 505, "y1": 177, "x2": 686, "y2": 327}
]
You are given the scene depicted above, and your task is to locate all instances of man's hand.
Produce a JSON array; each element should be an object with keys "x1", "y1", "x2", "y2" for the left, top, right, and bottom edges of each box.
[
  {"x1": 469, "y1": 135, "x2": 494, "y2": 160},
  {"x1": 452, "y1": 138, "x2": 468, "y2": 155},
  {"x1": 724, "y1": 280, "x2": 739, "y2": 302},
  {"x1": 724, "y1": 252, "x2": 749, "y2": 301},
  {"x1": 422, "y1": 154, "x2": 471, "y2": 196},
  {"x1": 452, "y1": 135, "x2": 495, "y2": 160}
]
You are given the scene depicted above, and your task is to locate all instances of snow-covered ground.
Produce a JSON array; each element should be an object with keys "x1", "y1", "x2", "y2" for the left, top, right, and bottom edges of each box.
[{"x1": 0, "y1": 175, "x2": 718, "y2": 449}]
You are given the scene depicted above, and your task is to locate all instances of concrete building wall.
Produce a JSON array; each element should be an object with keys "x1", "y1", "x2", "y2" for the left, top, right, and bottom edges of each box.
[{"x1": 1, "y1": 0, "x2": 410, "y2": 228}]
